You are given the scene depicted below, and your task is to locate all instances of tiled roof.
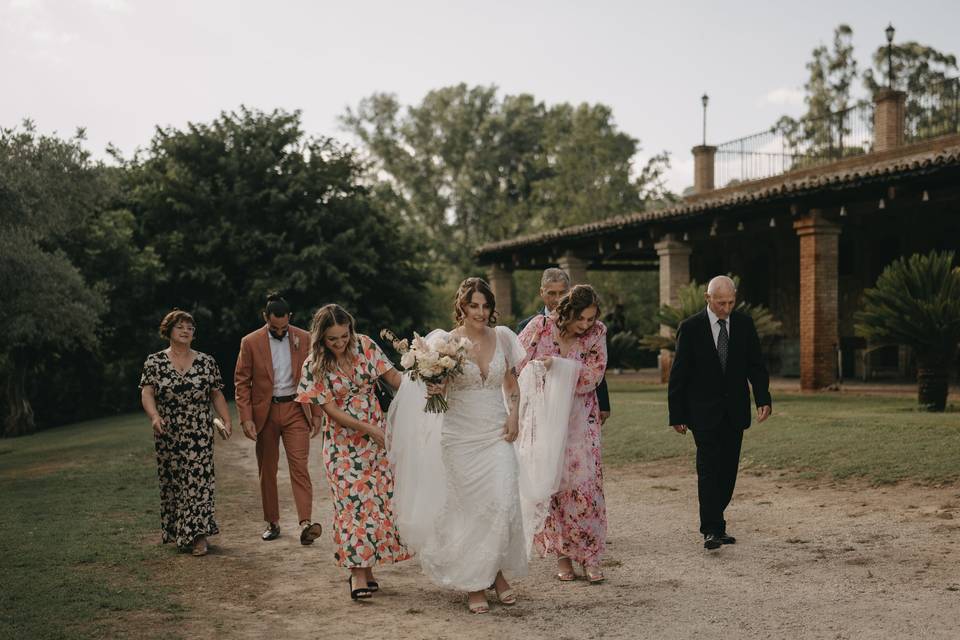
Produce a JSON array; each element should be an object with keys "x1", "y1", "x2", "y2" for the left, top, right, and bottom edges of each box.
[{"x1": 476, "y1": 141, "x2": 960, "y2": 258}]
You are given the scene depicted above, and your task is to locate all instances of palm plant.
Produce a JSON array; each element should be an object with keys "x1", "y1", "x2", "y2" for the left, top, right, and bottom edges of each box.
[
  {"x1": 639, "y1": 278, "x2": 783, "y2": 353},
  {"x1": 606, "y1": 331, "x2": 645, "y2": 371},
  {"x1": 855, "y1": 251, "x2": 960, "y2": 411}
]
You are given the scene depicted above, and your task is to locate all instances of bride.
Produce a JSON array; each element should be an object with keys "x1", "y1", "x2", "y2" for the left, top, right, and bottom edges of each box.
[{"x1": 388, "y1": 277, "x2": 576, "y2": 614}]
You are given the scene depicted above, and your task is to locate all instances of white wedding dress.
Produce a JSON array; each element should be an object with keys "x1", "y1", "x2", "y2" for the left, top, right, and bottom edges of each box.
[{"x1": 387, "y1": 326, "x2": 579, "y2": 592}]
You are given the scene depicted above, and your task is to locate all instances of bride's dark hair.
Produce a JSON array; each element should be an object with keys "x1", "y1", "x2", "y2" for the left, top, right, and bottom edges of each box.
[
  {"x1": 453, "y1": 277, "x2": 498, "y2": 327},
  {"x1": 555, "y1": 285, "x2": 602, "y2": 336}
]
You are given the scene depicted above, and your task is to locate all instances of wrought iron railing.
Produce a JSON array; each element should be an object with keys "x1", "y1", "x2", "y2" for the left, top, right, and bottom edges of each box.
[
  {"x1": 715, "y1": 101, "x2": 874, "y2": 186},
  {"x1": 905, "y1": 77, "x2": 960, "y2": 143}
]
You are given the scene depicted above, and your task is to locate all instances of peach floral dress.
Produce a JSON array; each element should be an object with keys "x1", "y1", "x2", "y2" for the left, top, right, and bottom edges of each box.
[
  {"x1": 518, "y1": 316, "x2": 608, "y2": 566},
  {"x1": 296, "y1": 335, "x2": 410, "y2": 568}
]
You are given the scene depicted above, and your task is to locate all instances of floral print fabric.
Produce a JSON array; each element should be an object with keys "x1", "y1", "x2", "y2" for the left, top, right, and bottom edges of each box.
[
  {"x1": 296, "y1": 334, "x2": 410, "y2": 568},
  {"x1": 518, "y1": 316, "x2": 608, "y2": 566},
  {"x1": 139, "y1": 351, "x2": 223, "y2": 549}
]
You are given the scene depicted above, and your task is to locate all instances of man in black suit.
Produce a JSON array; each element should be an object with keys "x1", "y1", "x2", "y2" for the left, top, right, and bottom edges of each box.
[
  {"x1": 668, "y1": 275, "x2": 771, "y2": 550},
  {"x1": 518, "y1": 267, "x2": 611, "y2": 422}
]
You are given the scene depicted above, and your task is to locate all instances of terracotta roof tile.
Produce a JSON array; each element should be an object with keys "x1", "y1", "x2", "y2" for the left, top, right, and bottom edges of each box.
[{"x1": 476, "y1": 142, "x2": 960, "y2": 258}]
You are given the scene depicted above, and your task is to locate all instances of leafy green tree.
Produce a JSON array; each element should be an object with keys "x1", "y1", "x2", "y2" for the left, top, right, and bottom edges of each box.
[
  {"x1": 341, "y1": 84, "x2": 672, "y2": 271},
  {"x1": 639, "y1": 278, "x2": 782, "y2": 353},
  {"x1": 120, "y1": 107, "x2": 432, "y2": 383},
  {"x1": 855, "y1": 251, "x2": 960, "y2": 411},
  {"x1": 0, "y1": 124, "x2": 108, "y2": 436},
  {"x1": 863, "y1": 42, "x2": 959, "y2": 139},
  {"x1": 776, "y1": 24, "x2": 862, "y2": 161}
]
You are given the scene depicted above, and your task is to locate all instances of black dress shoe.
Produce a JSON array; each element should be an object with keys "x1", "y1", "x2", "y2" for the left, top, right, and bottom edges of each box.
[
  {"x1": 718, "y1": 533, "x2": 736, "y2": 545},
  {"x1": 261, "y1": 522, "x2": 280, "y2": 541},
  {"x1": 703, "y1": 533, "x2": 722, "y2": 550}
]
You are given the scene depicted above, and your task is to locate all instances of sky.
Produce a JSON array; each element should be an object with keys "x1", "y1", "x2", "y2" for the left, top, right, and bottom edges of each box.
[{"x1": 2, "y1": 0, "x2": 957, "y2": 193}]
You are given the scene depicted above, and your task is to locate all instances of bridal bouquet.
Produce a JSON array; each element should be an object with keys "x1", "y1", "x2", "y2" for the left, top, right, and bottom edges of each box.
[{"x1": 380, "y1": 329, "x2": 472, "y2": 413}]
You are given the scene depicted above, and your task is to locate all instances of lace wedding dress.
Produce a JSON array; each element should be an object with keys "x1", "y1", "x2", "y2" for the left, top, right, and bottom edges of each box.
[{"x1": 387, "y1": 327, "x2": 578, "y2": 592}]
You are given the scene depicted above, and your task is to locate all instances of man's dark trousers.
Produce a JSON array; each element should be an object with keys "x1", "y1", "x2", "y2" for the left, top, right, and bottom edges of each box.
[{"x1": 691, "y1": 414, "x2": 744, "y2": 536}]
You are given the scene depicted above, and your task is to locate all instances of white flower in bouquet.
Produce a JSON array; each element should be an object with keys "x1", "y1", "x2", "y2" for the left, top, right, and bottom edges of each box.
[{"x1": 380, "y1": 328, "x2": 473, "y2": 413}]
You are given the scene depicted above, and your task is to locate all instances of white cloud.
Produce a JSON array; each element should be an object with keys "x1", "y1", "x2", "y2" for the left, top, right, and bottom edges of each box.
[
  {"x1": 763, "y1": 87, "x2": 804, "y2": 106},
  {"x1": 8, "y1": 0, "x2": 43, "y2": 10},
  {"x1": 85, "y1": 0, "x2": 130, "y2": 12},
  {"x1": 30, "y1": 28, "x2": 77, "y2": 44}
]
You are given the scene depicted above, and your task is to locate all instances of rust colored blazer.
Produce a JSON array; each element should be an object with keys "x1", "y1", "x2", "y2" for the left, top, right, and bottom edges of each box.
[{"x1": 234, "y1": 324, "x2": 319, "y2": 431}]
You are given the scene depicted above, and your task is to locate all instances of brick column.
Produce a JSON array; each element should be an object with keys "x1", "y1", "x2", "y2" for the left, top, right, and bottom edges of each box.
[
  {"x1": 557, "y1": 251, "x2": 589, "y2": 285},
  {"x1": 487, "y1": 264, "x2": 513, "y2": 320},
  {"x1": 873, "y1": 88, "x2": 907, "y2": 152},
  {"x1": 655, "y1": 235, "x2": 692, "y2": 381},
  {"x1": 793, "y1": 211, "x2": 841, "y2": 390},
  {"x1": 692, "y1": 145, "x2": 717, "y2": 194}
]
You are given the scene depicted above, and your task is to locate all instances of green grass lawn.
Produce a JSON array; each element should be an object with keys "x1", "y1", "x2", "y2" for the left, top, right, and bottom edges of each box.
[
  {"x1": 603, "y1": 381, "x2": 960, "y2": 484},
  {"x1": 0, "y1": 413, "x2": 184, "y2": 640}
]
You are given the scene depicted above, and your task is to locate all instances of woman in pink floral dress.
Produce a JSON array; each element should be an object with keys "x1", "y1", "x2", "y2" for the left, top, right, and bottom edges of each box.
[
  {"x1": 517, "y1": 285, "x2": 608, "y2": 583},
  {"x1": 296, "y1": 304, "x2": 409, "y2": 600}
]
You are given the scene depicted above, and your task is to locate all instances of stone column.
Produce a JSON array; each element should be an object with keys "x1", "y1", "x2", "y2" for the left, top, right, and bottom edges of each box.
[
  {"x1": 487, "y1": 263, "x2": 513, "y2": 320},
  {"x1": 655, "y1": 235, "x2": 692, "y2": 381},
  {"x1": 557, "y1": 252, "x2": 589, "y2": 285},
  {"x1": 793, "y1": 211, "x2": 841, "y2": 390},
  {"x1": 873, "y1": 88, "x2": 907, "y2": 152},
  {"x1": 692, "y1": 145, "x2": 717, "y2": 194}
]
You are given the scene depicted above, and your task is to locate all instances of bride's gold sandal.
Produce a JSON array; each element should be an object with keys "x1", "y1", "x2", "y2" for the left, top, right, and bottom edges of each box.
[
  {"x1": 495, "y1": 588, "x2": 517, "y2": 605},
  {"x1": 468, "y1": 594, "x2": 489, "y2": 614}
]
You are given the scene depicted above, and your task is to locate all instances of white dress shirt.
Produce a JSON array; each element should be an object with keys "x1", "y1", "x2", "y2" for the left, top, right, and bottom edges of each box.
[
  {"x1": 705, "y1": 306, "x2": 731, "y2": 349},
  {"x1": 268, "y1": 331, "x2": 296, "y2": 396}
]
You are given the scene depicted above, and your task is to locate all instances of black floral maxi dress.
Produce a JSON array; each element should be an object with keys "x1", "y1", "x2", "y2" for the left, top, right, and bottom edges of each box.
[{"x1": 139, "y1": 351, "x2": 223, "y2": 548}]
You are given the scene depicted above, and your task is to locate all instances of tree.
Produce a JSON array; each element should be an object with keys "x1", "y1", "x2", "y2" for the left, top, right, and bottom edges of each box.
[
  {"x1": 0, "y1": 124, "x2": 108, "y2": 436},
  {"x1": 341, "y1": 85, "x2": 673, "y2": 271},
  {"x1": 639, "y1": 278, "x2": 782, "y2": 353},
  {"x1": 863, "y1": 42, "x2": 959, "y2": 139},
  {"x1": 120, "y1": 107, "x2": 433, "y2": 386},
  {"x1": 854, "y1": 251, "x2": 960, "y2": 412},
  {"x1": 777, "y1": 24, "x2": 862, "y2": 161}
]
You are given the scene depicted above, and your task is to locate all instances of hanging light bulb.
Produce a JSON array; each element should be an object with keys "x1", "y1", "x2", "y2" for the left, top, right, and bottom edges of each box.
[
  {"x1": 737, "y1": 221, "x2": 744, "y2": 231},
  {"x1": 878, "y1": 198, "x2": 885, "y2": 210},
  {"x1": 683, "y1": 232, "x2": 690, "y2": 241},
  {"x1": 840, "y1": 206, "x2": 847, "y2": 217},
  {"x1": 614, "y1": 241, "x2": 621, "y2": 251},
  {"x1": 709, "y1": 220, "x2": 718, "y2": 236},
  {"x1": 769, "y1": 217, "x2": 776, "y2": 228},
  {"x1": 637, "y1": 239, "x2": 644, "y2": 248},
  {"x1": 922, "y1": 190, "x2": 930, "y2": 202}
]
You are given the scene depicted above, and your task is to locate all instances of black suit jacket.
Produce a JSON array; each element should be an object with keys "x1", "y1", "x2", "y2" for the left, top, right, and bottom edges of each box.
[
  {"x1": 517, "y1": 309, "x2": 611, "y2": 412},
  {"x1": 667, "y1": 309, "x2": 771, "y2": 431}
]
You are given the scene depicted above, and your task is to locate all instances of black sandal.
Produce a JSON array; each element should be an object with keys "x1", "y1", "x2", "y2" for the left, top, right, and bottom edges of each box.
[
  {"x1": 367, "y1": 580, "x2": 379, "y2": 592},
  {"x1": 349, "y1": 576, "x2": 373, "y2": 600}
]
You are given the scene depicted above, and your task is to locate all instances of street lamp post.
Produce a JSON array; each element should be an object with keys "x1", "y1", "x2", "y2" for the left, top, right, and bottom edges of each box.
[
  {"x1": 701, "y1": 93, "x2": 709, "y2": 146},
  {"x1": 885, "y1": 23, "x2": 896, "y2": 88}
]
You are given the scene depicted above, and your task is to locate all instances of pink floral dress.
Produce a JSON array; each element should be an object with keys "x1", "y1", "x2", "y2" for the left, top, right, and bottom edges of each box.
[
  {"x1": 296, "y1": 334, "x2": 410, "y2": 568},
  {"x1": 518, "y1": 316, "x2": 608, "y2": 566}
]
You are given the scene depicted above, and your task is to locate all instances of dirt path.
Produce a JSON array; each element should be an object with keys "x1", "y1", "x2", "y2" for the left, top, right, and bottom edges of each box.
[{"x1": 157, "y1": 437, "x2": 960, "y2": 640}]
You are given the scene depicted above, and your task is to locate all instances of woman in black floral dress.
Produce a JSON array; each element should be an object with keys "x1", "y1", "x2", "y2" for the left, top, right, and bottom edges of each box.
[{"x1": 140, "y1": 310, "x2": 233, "y2": 556}]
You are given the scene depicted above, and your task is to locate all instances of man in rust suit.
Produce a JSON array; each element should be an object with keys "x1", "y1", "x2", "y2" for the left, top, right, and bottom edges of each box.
[{"x1": 235, "y1": 293, "x2": 323, "y2": 544}]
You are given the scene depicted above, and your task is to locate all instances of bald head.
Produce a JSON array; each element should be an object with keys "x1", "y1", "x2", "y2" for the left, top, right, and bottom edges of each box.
[
  {"x1": 707, "y1": 275, "x2": 736, "y2": 296},
  {"x1": 705, "y1": 275, "x2": 737, "y2": 320}
]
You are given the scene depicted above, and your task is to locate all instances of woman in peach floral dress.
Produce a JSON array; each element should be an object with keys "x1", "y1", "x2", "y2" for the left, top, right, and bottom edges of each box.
[
  {"x1": 296, "y1": 304, "x2": 409, "y2": 600},
  {"x1": 517, "y1": 285, "x2": 609, "y2": 583}
]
